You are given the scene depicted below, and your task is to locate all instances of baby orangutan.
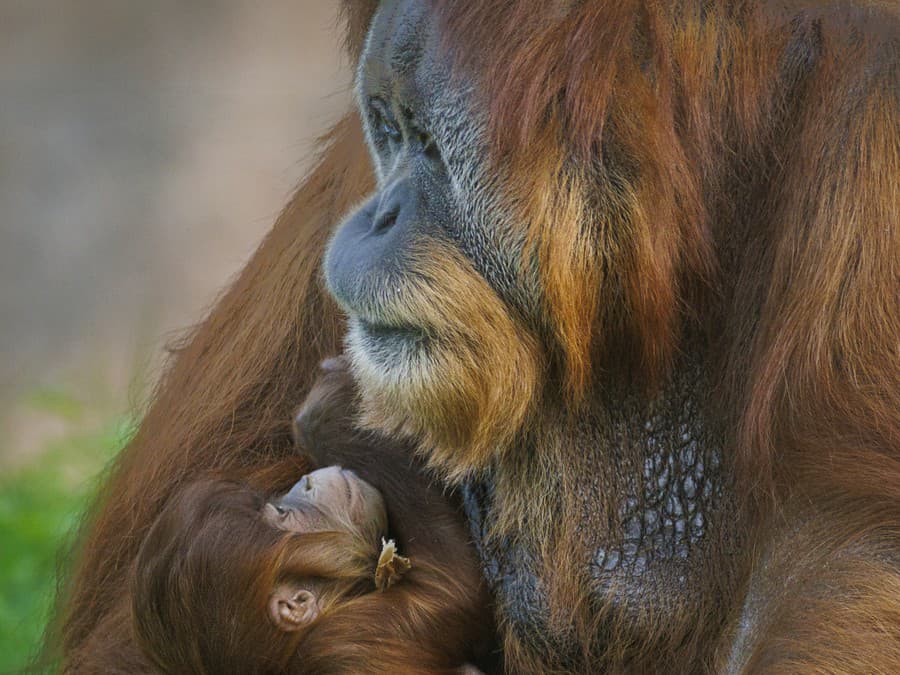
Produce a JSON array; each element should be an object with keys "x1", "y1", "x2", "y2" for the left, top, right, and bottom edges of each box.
[{"x1": 131, "y1": 358, "x2": 496, "y2": 674}]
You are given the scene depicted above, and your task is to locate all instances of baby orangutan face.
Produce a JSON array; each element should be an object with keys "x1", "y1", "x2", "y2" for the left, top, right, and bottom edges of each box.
[
  {"x1": 263, "y1": 467, "x2": 388, "y2": 632},
  {"x1": 264, "y1": 466, "x2": 387, "y2": 536}
]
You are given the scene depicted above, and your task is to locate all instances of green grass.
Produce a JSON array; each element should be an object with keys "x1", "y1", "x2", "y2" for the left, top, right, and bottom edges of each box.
[{"x1": 0, "y1": 390, "x2": 131, "y2": 673}]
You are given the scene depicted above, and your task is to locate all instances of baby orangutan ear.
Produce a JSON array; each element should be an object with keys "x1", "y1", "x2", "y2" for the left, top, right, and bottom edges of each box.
[{"x1": 268, "y1": 582, "x2": 319, "y2": 632}]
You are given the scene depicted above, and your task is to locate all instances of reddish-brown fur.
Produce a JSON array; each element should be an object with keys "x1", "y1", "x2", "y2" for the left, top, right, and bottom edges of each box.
[
  {"x1": 52, "y1": 1, "x2": 898, "y2": 673},
  {"x1": 288, "y1": 359, "x2": 496, "y2": 673},
  {"x1": 64, "y1": 459, "x2": 309, "y2": 674},
  {"x1": 52, "y1": 113, "x2": 368, "y2": 668},
  {"x1": 67, "y1": 368, "x2": 494, "y2": 674},
  {"x1": 433, "y1": 2, "x2": 900, "y2": 671},
  {"x1": 129, "y1": 472, "x2": 487, "y2": 675}
]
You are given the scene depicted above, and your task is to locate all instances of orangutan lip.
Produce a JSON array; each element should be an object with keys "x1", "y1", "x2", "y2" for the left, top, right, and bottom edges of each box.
[{"x1": 358, "y1": 318, "x2": 426, "y2": 343}]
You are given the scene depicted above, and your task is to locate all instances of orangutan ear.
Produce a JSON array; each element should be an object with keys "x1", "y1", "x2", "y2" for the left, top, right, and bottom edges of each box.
[{"x1": 268, "y1": 582, "x2": 319, "y2": 632}]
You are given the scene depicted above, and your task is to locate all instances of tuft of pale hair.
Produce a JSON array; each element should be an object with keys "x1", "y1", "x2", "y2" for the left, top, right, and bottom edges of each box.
[{"x1": 374, "y1": 538, "x2": 411, "y2": 592}]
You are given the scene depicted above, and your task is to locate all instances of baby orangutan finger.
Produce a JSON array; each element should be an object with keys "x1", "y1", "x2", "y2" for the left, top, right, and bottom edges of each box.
[{"x1": 375, "y1": 538, "x2": 412, "y2": 591}]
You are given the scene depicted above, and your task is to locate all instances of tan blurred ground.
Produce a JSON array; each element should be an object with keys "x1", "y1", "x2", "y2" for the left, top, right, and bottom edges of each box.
[{"x1": 0, "y1": 1, "x2": 353, "y2": 463}]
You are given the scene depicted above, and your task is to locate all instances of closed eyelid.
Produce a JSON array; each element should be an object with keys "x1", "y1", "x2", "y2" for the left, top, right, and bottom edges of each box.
[
  {"x1": 368, "y1": 97, "x2": 395, "y2": 123},
  {"x1": 265, "y1": 505, "x2": 325, "y2": 533}
]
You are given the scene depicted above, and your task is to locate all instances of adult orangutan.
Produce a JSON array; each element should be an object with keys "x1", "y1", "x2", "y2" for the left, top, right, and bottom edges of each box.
[{"x1": 56, "y1": 1, "x2": 898, "y2": 673}]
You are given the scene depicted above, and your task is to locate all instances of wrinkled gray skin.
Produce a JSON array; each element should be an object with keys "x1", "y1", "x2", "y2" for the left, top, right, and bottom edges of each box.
[
  {"x1": 325, "y1": 1, "x2": 737, "y2": 668},
  {"x1": 325, "y1": 2, "x2": 537, "y2": 336}
]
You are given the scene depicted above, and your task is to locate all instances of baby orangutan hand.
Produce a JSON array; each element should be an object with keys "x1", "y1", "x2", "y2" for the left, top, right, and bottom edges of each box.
[{"x1": 375, "y1": 538, "x2": 412, "y2": 591}]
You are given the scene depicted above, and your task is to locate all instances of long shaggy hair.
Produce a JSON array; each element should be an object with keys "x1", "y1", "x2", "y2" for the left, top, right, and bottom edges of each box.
[
  {"x1": 432, "y1": 0, "x2": 899, "y2": 488},
  {"x1": 131, "y1": 478, "x2": 379, "y2": 674},
  {"x1": 53, "y1": 1, "x2": 898, "y2": 673}
]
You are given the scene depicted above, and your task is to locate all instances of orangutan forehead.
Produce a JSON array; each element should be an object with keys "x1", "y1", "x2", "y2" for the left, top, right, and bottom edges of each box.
[
  {"x1": 361, "y1": 0, "x2": 645, "y2": 159},
  {"x1": 358, "y1": 1, "x2": 446, "y2": 116}
]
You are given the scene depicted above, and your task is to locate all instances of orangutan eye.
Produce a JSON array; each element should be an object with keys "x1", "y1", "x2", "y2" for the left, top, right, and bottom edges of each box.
[
  {"x1": 274, "y1": 505, "x2": 288, "y2": 517},
  {"x1": 369, "y1": 97, "x2": 402, "y2": 144}
]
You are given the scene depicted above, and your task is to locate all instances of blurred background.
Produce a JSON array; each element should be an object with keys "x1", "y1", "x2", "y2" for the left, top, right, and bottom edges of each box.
[{"x1": 0, "y1": 2, "x2": 352, "y2": 668}]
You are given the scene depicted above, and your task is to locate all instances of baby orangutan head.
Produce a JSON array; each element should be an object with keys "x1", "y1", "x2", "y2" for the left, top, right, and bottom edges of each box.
[
  {"x1": 131, "y1": 466, "x2": 389, "y2": 674},
  {"x1": 263, "y1": 466, "x2": 388, "y2": 630}
]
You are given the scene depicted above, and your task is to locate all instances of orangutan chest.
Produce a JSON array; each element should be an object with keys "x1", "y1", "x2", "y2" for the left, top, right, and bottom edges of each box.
[{"x1": 461, "y1": 403, "x2": 732, "y2": 668}]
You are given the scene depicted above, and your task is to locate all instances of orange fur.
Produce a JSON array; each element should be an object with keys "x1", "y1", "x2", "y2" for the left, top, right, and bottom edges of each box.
[
  {"x1": 349, "y1": 239, "x2": 541, "y2": 481},
  {"x1": 53, "y1": 113, "x2": 373, "y2": 667},
  {"x1": 53, "y1": 2, "x2": 898, "y2": 673}
]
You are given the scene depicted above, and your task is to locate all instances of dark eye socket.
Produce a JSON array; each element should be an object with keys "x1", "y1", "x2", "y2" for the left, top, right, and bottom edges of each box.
[
  {"x1": 273, "y1": 504, "x2": 288, "y2": 517},
  {"x1": 368, "y1": 97, "x2": 441, "y2": 162},
  {"x1": 419, "y1": 132, "x2": 441, "y2": 162}
]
